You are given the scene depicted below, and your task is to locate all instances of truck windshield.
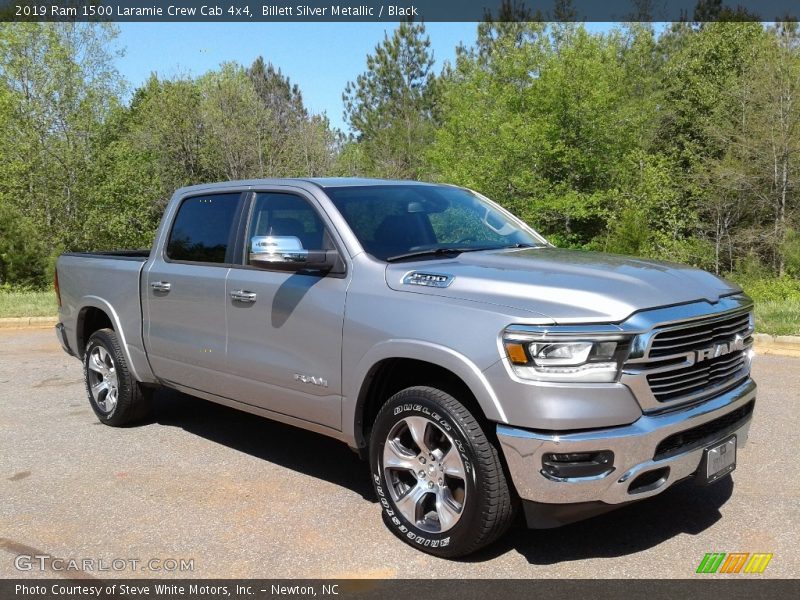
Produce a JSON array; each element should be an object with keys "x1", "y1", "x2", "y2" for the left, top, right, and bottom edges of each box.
[{"x1": 325, "y1": 185, "x2": 545, "y2": 261}]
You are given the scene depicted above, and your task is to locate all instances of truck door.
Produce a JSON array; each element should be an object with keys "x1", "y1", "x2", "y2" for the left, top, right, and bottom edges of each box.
[
  {"x1": 144, "y1": 191, "x2": 246, "y2": 397},
  {"x1": 224, "y1": 189, "x2": 348, "y2": 430}
]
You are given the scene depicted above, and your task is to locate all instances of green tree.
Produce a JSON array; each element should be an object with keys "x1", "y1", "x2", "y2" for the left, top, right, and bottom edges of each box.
[
  {"x1": 343, "y1": 22, "x2": 437, "y2": 178},
  {"x1": 0, "y1": 201, "x2": 50, "y2": 287},
  {"x1": 657, "y1": 23, "x2": 768, "y2": 253},
  {"x1": 127, "y1": 74, "x2": 206, "y2": 195},
  {"x1": 247, "y1": 57, "x2": 337, "y2": 177},
  {"x1": 696, "y1": 24, "x2": 799, "y2": 274},
  {"x1": 81, "y1": 99, "x2": 164, "y2": 251},
  {"x1": 428, "y1": 22, "x2": 550, "y2": 220},
  {"x1": 199, "y1": 63, "x2": 267, "y2": 180},
  {"x1": 0, "y1": 22, "x2": 123, "y2": 253},
  {"x1": 430, "y1": 23, "x2": 656, "y2": 247}
]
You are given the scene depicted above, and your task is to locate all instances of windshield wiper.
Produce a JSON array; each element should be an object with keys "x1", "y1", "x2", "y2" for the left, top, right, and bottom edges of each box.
[
  {"x1": 386, "y1": 248, "x2": 470, "y2": 262},
  {"x1": 386, "y1": 243, "x2": 541, "y2": 263}
]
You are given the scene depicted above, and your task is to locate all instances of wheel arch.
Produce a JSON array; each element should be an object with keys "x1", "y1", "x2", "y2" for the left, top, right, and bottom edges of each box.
[
  {"x1": 76, "y1": 304, "x2": 114, "y2": 357},
  {"x1": 347, "y1": 341, "x2": 507, "y2": 453},
  {"x1": 75, "y1": 296, "x2": 147, "y2": 382}
]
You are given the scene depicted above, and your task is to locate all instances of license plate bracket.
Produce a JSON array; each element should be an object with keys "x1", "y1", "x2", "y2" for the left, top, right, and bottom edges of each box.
[{"x1": 698, "y1": 435, "x2": 737, "y2": 485}]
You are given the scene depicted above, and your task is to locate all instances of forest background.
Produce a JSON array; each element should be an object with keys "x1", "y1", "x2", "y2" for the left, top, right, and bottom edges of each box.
[{"x1": 1, "y1": 19, "x2": 798, "y2": 333}]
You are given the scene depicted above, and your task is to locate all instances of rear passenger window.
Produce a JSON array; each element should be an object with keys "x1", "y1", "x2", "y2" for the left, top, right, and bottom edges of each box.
[{"x1": 167, "y1": 194, "x2": 241, "y2": 263}]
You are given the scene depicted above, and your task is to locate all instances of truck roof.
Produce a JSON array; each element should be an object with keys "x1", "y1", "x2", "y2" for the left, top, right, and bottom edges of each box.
[
  {"x1": 300, "y1": 177, "x2": 440, "y2": 189},
  {"x1": 174, "y1": 177, "x2": 442, "y2": 196}
]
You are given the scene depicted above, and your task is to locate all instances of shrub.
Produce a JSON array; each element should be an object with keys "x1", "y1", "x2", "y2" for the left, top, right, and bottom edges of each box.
[
  {"x1": 782, "y1": 229, "x2": 800, "y2": 277},
  {"x1": 0, "y1": 201, "x2": 50, "y2": 289},
  {"x1": 736, "y1": 277, "x2": 800, "y2": 303}
]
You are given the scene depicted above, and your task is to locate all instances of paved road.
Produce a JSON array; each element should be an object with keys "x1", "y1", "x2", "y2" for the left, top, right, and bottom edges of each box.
[{"x1": 1, "y1": 328, "x2": 798, "y2": 579}]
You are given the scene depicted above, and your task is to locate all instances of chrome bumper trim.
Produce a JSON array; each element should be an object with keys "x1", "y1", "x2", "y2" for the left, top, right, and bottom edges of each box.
[{"x1": 497, "y1": 378, "x2": 756, "y2": 505}]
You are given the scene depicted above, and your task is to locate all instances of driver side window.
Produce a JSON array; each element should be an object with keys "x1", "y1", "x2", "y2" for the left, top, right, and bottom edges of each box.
[{"x1": 248, "y1": 193, "x2": 326, "y2": 260}]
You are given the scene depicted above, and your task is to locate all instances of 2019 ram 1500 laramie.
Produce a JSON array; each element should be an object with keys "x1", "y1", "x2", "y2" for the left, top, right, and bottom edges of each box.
[{"x1": 55, "y1": 178, "x2": 756, "y2": 557}]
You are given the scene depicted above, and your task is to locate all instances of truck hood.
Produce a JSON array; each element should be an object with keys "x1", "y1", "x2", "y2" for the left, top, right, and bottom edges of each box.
[{"x1": 384, "y1": 247, "x2": 741, "y2": 324}]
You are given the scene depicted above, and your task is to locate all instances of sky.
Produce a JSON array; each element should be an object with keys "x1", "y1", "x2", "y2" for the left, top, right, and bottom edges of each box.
[{"x1": 114, "y1": 22, "x2": 478, "y2": 132}]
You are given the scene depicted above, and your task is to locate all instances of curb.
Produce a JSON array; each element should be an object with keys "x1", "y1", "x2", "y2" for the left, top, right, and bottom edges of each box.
[
  {"x1": 754, "y1": 333, "x2": 800, "y2": 345},
  {"x1": 0, "y1": 316, "x2": 59, "y2": 330},
  {"x1": 753, "y1": 333, "x2": 800, "y2": 358}
]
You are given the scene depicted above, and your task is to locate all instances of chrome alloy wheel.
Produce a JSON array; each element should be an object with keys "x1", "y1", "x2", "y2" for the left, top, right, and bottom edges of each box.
[
  {"x1": 87, "y1": 346, "x2": 119, "y2": 414},
  {"x1": 383, "y1": 416, "x2": 468, "y2": 533}
]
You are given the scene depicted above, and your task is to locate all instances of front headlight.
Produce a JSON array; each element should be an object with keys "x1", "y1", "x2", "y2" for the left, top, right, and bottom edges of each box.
[{"x1": 503, "y1": 332, "x2": 630, "y2": 383}]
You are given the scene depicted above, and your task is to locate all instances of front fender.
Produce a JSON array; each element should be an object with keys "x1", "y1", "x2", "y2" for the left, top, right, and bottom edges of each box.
[{"x1": 342, "y1": 339, "x2": 508, "y2": 448}]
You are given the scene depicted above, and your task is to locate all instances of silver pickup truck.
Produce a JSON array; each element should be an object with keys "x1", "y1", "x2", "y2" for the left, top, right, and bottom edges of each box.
[{"x1": 55, "y1": 178, "x2": 756, "y2": 557}]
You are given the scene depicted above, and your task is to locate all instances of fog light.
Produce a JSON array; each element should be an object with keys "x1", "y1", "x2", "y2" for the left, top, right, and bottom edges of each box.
[{"x1": 541, "y1": 450, "x2": 614, "y2": 479}]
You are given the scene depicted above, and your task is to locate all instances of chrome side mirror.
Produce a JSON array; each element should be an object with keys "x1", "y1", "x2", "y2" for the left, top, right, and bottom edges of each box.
[
  {"x1": 250, "y1": 236, "x2": 304, "y2": 263},
  {"x1": 249, "y1": 236, "x2": 337, "y2": 272}
]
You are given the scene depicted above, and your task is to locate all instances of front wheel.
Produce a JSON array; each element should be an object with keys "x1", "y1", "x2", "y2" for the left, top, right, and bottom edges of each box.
[{"x1": 369, "y1": 386, "x2": 515, "y2": 557}]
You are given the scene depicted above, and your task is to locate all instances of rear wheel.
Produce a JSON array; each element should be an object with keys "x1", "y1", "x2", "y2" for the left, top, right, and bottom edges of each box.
[
  {"x1": 83, "y1": 328, "x2": 151, "y2": 426},
  {"x1": 369, "y1": 385, "x2": 515, "y2": 557}
]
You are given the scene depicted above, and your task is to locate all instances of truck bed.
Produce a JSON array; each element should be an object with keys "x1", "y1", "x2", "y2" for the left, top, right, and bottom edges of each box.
[{"x1": 56, "y1": 251, "x2": 153, "y2": 382}]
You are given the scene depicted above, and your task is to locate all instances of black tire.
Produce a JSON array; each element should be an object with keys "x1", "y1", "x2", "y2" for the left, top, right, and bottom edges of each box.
[
  {"x1": 369, "y1": 385, "x2": 515, "y2": 558},
  {"x1": 83, "y1": 328, "x2": 152, "y2": 426}
]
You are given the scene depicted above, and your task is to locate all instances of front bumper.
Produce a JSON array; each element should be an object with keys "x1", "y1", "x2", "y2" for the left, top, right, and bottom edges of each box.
[{"x1": 497, "y1": 378, "x2": 755, "y2": 512}]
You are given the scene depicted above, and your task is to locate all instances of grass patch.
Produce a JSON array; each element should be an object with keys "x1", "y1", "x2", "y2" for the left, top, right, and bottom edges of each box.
[
  {"x1": 753, "y1": 298, "x2": 800, "y2": 337},
  {"x1": 0, "y1": 290, "x2": 57, "y2": 318},
  {"x1": 736, "y1": 276, "x2": 800, "y2": 336}
]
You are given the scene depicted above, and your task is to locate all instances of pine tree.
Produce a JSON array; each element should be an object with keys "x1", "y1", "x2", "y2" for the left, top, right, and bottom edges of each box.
[{"x1": 342, "y1": 22, "x2": 437, "y2": 179}]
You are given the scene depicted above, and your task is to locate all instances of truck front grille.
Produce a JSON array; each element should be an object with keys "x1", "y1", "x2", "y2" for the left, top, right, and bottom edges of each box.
[
  {"x1": 625, "y1": 308, "x2": 754, "y2": 408},
  {"x1": 646, "y1": 351, "x2": 748, "y2": 402},
  {"x1": 648, "y1": 310, "x2": 752, "y2": 358}
]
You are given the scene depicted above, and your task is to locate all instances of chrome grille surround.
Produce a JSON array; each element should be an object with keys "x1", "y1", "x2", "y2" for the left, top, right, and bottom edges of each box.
[{"x1": 621, "y1": 300, "x2": 754, "y2": 412}]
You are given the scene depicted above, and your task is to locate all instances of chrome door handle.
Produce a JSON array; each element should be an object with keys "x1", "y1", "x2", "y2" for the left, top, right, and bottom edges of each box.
[
  {"x1": 151, "y1": 281, "x2": 171, "y2": 292},
  {"x1": 230, "y1": 290, "x2": 257, "y2": 303}
]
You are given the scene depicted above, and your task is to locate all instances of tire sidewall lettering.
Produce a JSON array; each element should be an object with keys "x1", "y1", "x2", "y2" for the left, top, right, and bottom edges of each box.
[{"x1": 374, "y1": 397, "x2": 473, "y2": 550}]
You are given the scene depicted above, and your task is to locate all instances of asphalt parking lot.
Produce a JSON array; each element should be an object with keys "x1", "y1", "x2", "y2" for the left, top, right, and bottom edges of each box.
[{"x1": 1, "y1": 328, "x2": 798, "y2": 579}]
